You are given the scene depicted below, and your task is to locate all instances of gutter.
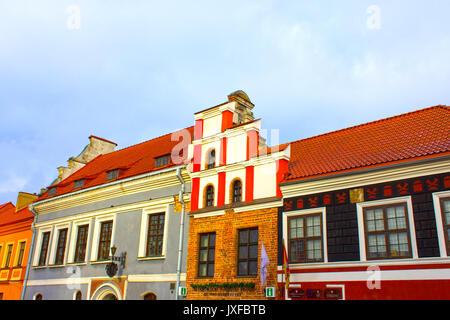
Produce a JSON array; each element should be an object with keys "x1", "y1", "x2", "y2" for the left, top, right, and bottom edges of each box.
[
  {"x1": 20, "y1": 203, "x2": 38, "y2": 300},
  {"x1": 33, "y1": 165, "x2": 186, "y2": 208},
  {"x1": 175, "y1": 167, "x2": 186, "y2": 300}
]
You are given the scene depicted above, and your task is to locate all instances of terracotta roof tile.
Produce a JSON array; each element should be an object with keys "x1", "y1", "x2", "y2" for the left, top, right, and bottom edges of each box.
[
  {"x1": 0, "y1": 202, "x2": 33, "y2": 226},
  {"x1": 283, "y1": 105, "x2": 450, "y2": 183},
  {"x1": 39, "y1": 126, "x2": 194, "y2": 200}
]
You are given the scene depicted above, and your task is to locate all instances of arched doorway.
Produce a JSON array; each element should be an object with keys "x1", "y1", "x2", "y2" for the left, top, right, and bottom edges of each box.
[
  {"x1": 143, "y1": 292, "x2": 157, "y2": 300},
  {"x1": 102, "y1": 293, "x2": 118, "y2": 300}
]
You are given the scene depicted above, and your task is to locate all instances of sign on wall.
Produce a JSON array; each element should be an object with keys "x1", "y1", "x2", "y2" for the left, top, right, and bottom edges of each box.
[
  {"x1": 179, "y1": 287, "x2": 187, "y2": 296},
  {"x1": 265, "y1": 287, "x2": 275, "y2": 298}
]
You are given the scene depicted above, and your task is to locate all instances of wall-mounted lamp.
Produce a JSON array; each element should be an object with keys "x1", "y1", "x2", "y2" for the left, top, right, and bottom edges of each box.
[{"x1": 105, "y1": 245, "x2": 127, "y2": 278}]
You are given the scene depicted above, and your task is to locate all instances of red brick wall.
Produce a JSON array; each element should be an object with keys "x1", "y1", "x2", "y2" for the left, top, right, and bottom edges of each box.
[{"x1": 186, "y1": 206, "x2": 278, "y2": 300}]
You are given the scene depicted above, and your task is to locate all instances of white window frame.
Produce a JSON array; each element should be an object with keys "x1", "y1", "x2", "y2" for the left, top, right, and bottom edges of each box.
[
  {"x1": 432, "y1": 190, "x2": 450, "y2": 258},
  {"x1": 90, "y1": 214, "x2": 117, "y2": 262},
  {"x1": 282, "y1": 207, "x2": 328, "y2": 265},
  {"x1": 356, "y1": 196, "x2": 418, "y2": 262},
  {"x1": 33, "y1": 226, "x2": 53, "y2": 267},
  {"x1": 137, "y1": 205, "x2": 170, "y2": 260},
  {"x1": 67, "y1": 218, "x2": 93, "y2": 264},
  {"x1": 49, "y1": 222, "x2": 71, "y2": 266}
]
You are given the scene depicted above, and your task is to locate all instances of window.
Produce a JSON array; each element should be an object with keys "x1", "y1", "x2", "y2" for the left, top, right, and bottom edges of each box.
[
  {"x1": 232, "y1": 180, "x2": 242, "y2": 203},
  {"x1": 47, "y1": 187, "x2": 57, "y2": 196},
  {"x1": 288, "y1": 214, "x2": 323, "y2": 263},
  {"x1": 198, "y1": 233, "x2": 215, "y2": 277},
  {"x1": 143, "y1": 292, "x2": 157, "y2": 300},
  {"x1": 440, "y1": 198, "x2": 450, "y2": 255},
  {"x1": 74, "y1": 291, "x2": 82, "y2": 300},
  {"x1": 74, "y1": 225, "x2": 89, "y2": 263},
  {"x1": 363, "y1": 204, "x2": 412, "y2": 259},
  {"x1": 4, "y1": 244, "x2": 13, "y2": 268},
  {"x1": 207, "y1": 149, "x2": 216, "y2": 169},
  {"x1": 0, "y1": 292, "x2": 3, "y2": 300},
  {"x1": 74, "y1": 179, "x2": 85, "y2": 189},
  {"x1": 54, "y1": 228, "x2": 68, "y2": 265},
  {"x1": 155, "y1": 155, "x2": 170, "y2": 168},
  {"x1": 97, "y1": 221, "x2": 113, "y2": 261},
  {"x1": 146, "y1": 213, "x2": 165, "y2": 257},
  {"x1": 38, "y1": 232, "x2": 51, "y2": 266},
  {"x1": 237, "y1": 228, "x2": 258, "y2": 276},
  {"x1": 106, "y1": 169, "x2": 119, "y2": 181},
  {"x1": 16, "y1": 241, "x2": 26, "y2": 267},
  {"x1": 205, "y1": 185, "x2": 214, "y2": 207}
]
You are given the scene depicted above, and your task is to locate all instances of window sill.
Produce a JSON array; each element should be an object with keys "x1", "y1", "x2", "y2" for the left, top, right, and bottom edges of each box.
[
  {"x1": 90, "y1": 260, "x2": 110, "y2": 265},
  {"x1": 67, "y1": 262, "x2": 88, "y2": 266},
  {"x1": 137, "y1": 256, "x2": 165, "y2": 261},
  {"x1": 48, "y1": 264, "x2": 66, "y2": 268},
  {"x1": 32, "y1": 266, "x2": 47, "y2": 269}
]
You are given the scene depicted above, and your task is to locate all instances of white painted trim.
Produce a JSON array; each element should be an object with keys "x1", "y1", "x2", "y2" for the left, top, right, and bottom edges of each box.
[
  {"x1": 233, "y1": 200, "x2": 283, "y2": 213},
  {"x1": 48, "y1": 222, "x2": 71, "y2": 265},
  {"x1": 280, "y1": 158, "x2": 450, "y2": 198},
  {"x1": 193, "y1": 210, "x2": 226, "y2": 219},
  {"x1": 67, "y1": 218, "x2": 93, "y2": 264},
  {"x1": 432, "y1": 190, "x2": 450, "y2": 257},
  {"x1": 282, "y1": 207, "x2": 328, "y2": 263},
  {"x1": 128, "y1": 273, "x2": 186, "y2": 283},
  {"x1": 32, "y1": 226, "x2": 53, "y2": 267},
  {"x1": 90, "y1": 213, "x2": 117, "y2": 262},
  {"x1": 356, "y1": 196, "x2": 418, "y2": 261}
]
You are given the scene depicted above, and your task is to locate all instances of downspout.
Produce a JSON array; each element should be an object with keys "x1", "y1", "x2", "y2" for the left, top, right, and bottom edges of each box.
[
  {"x1": 21, "y1": 203, "x2": 37, "y2": 300},
  {"x1": 175, "y1": 167, "x2": 186, "y2": 300}
]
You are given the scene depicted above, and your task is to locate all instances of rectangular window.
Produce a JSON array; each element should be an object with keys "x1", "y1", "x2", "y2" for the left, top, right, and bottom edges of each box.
[
  {"x1": 54, "y1": 228, "x2": 68, "y2": 265},
  {"x1": 16, "y1": 242, "x2": 26, "y2": 267},
  {"x1": 38, "y1": 232, "x2": 51, "y2": 266},
  {"x1": 155, "y1": 155, "x2": 170, "y2": 168},
  {"x1": 146, "y1": 213, "x2": 165, "y2": 257},
  {"x1": 288, "y1": 214, "x2": 323, "y2": 263},
  {"x1": 237, "y1": 228, "x2": 258, "y2": 276},
  {"x1": 106, "y1": 169, "x2": 119, "y2": 181},
  {"x1": 440, "y1": 198, "x2": 450, "y2": 255},
  {"x1": 97, "y1": 221, "x2": 113, "y2": 261},
  {"x1": 198, "y1": 233, "x2": 216, "y2": 277},
  {"x1": 74, "y1": 179, "x2": 85, "y2": 189},
  {"x1": 47, "y1": 187, "x2": 57, "y2": 196},
  {"x1": 364, "y1": 204, "x2": 412, "y2": 259},
  {"x1": 74, "y1": 225, "x2": 89, "y2": 263},
  {"x1": 4, "y1": 244, "x2": 13, "y2": 268}
]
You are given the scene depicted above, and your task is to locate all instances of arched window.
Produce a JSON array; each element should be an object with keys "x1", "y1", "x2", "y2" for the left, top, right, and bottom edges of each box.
[
  {"x1": 34, "y1": 293, "x2": 43, "y2": 300},
  {"x1": 74, "y1": 290, "x2": 82, "y2": 300},
  {"x1": 143, "y1": 292, "x2": 157, "y2": 300},
  {"x1": 232, "y1": 180, "x2": 242, "y2": 203},
  {"x1": 207, "y1": 149, "x2": 216, "y2": 169},
  {"x1": 205, "y1": 185, "x2": 215, "y2": 207}
]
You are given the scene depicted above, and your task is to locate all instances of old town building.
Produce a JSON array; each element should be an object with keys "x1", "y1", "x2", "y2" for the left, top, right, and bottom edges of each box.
[
  {"x1": 23, "y1": 128, "x2": 193, "y2": 300},
  {"x1": 184, "y1": 91, "x2": 290, "y2": 299},
  {"x1": 0, "y1": 192, "x2": 37, "y2": 300},
  {"x1": 278, "y1": 106, "x2": 450, "y2": 300}
]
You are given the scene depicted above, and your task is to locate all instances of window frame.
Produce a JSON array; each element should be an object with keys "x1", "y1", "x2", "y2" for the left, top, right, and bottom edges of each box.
[
  {"x1": 237, "y1": 227, "x2": 259, "y2": 277},
  {"x1": 15, "y1": 240, "x2": 27, "y2": 267},
  {"x1": 287, "y1": 213, "x2": 324, "y2": 263},
  {"x1": 197, "y1": 232, "x2": 216, "y2": 278},
  {"x1": 138, "y1": 205, "x2": 170, "y2": 260},
  {"x1": 432, "y1": 190, "x2": 450, "y2": 258},
  {"x1": 3, "y1": 243, "x2": 13, "y2": 268},
  {"x1": 106, "y1": 169, "x2": 119, "y2": 181},
  {"x1": 206, "y1": 149, "x2": 216, "y2": 170},
  {"x1": 154, "y1": 154, "x2": 170, "y2": 168},
  {"x1": 97, "y1": 220, "x2": 113, "y2": 261},
  {"x1": 362, "y1": 203, "x2": 413, "y2": 260},
  {"x1": 38, "y1": 232, "x2": 51, "y2": 267},
  {"x1": 73, "y1": 224, "x2": 90, "y2": 263},
  {"x1": 282, "y1": 207, "x2": 328, "y2": 265},
  {"x1": 145, "y1": 213, "x2": 165, "y2": 257},
  {"x1": 53, "y1": 228, "x2": 69, "y2": 265},
  {"x1": 74, "y1": 179, "x2": 85, "y2": 189},
  {"x1": 90, "y1": 214, "x2": 116, "y2": 263},
  {"x1": 231, "y1": 179, "x2": 243, "y2": 204},
  {"x1": 356, "y1": 196, "x2": 418, "y2": 262}
]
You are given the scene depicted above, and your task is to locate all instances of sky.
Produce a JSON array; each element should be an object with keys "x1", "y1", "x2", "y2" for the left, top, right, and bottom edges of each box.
[{"x1": 1, "y1": 0, "x2": 450, "y2": 205}]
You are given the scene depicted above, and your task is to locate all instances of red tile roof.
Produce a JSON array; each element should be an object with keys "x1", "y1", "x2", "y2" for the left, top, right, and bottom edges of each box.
[
  {"x1": 283, "y1": 105, "x2": 450, "y2": 183},
  {"x1": 0, "y1": 202, "x2": 33, "y2": 227},
  {"x1": 38, "y1": 126, "x2": 194, "y2": 201}
]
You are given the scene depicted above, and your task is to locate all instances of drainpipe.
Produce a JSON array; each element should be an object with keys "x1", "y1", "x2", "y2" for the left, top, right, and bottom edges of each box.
[
  {"x1": 175, "y1": 167, "x2": 186, "y2": 300},
  {"x1": 21, "y1": 203, "x2": 38, "y2": 300}
]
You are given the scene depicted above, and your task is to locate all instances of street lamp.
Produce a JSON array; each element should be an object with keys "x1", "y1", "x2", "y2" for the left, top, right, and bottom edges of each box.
[{"x1": 105, "y1": 245, "x2": 127, "y2": 278}]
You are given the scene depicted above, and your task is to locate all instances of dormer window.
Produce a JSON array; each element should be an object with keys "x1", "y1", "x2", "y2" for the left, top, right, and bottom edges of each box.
[
  {"x1": 106, "y1": 169, "x2": 119, "y2": 181},
  {"x1": 155, "y1": 155, "x2": 170, "y2": 168},
  {"x1": 48, "y1": 187, "x2": 57, "y2": 196},
  {"x1": 207, "y1": 149, "x2": 216, "y2": 170},
  {"x1": 74, "y1": 179, "x2": 85, "y2": 189}
]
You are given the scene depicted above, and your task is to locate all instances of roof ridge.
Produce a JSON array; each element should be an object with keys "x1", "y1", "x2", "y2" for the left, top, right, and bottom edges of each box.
[{"x1": 288, "y1": 105, "x2": 449, "y2": 146}]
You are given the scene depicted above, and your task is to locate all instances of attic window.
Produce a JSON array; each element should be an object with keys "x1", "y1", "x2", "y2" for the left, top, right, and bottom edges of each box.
[
  {"x1": 106, "y1": 169, "x2": 119, "y2": 181},
  {"x1": 74, "y1": 179, "x2": 85, "y2": 189},
  {"x1": 155, "y1": 155, "x2": 170, "y2": 168},
  {"x1": 48, "y1": 187, "x2": 57, "y2": 196}
]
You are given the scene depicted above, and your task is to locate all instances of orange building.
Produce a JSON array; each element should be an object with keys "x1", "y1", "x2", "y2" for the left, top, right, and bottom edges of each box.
[{"x1": 0, "y1": 192, "x2": 37, "y2": 300}]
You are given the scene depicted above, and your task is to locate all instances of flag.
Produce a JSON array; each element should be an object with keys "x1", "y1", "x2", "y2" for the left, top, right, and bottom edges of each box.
[
  {"x1": 282, "y1": 239, "x2": 290, "y2": 289},
  {"x1": 260, "y1": 242, "x2": 270, "y2": 287}
]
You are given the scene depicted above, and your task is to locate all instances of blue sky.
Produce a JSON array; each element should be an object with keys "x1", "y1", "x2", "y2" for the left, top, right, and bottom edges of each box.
[{"x1": 1, "y1": 1, "x2": 449, "y2": 205}]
